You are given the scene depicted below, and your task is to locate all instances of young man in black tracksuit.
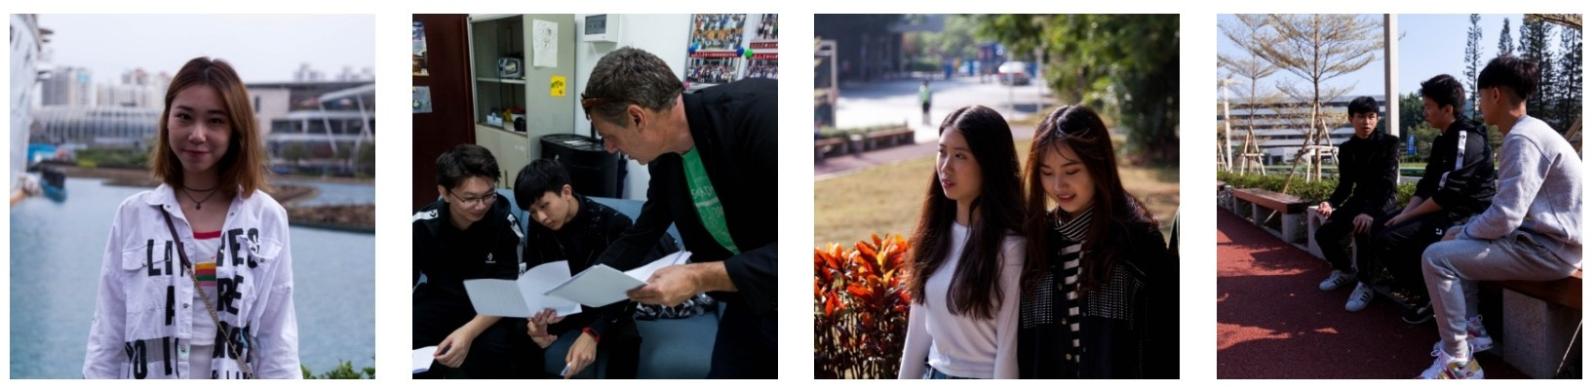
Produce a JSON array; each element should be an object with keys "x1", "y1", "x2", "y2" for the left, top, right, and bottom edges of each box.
[
  {"x1": 1314, "y1": 96, "x2": 1400, "y2": 312},
  {"x1": 516, "y1": 159, "x2": 678, "y2": 378},
  {"x1": 1373, "y1": 75, "x2": 1496, "y2": 324},
  {"x1": 413, "y1": 145, "x2": 537, "y2": 378}
]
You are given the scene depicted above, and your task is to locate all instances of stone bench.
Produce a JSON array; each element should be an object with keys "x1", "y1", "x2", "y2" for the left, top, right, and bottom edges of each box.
[
  {"x1": 1484, "y1": 269, "x2": 1582, "y2": 378},
  {"x1": 863, "y1": 128, "x2": 915, "y2": 150},
  {"x1": 1232, "y1": 188, "x2": 1311, "y2": 244},
  {"x1": 814, "y1": 137, "x2": 847, "y2": 162},
  {"x1": 1305, "y1": 204, "x2": 1331, "y2": 260}
]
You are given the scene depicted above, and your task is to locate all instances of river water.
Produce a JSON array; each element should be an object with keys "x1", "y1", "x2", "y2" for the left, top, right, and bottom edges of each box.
[{"x1": 10, "y1": 177, "x2": 375, "y2": 378}]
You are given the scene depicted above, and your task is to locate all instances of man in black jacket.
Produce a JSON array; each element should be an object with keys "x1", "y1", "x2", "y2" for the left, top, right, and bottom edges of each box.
[
  {"x1": 413, "y1": 144, "x2": 535, "y2": 378},
  {"x1": 580, "y1": 47, "x2": 777, "y2": 378},
  {"x1": 515, "y1": 158, "x2": 678, "y2": 378},
  {"x1": 1375, "y1": 75, "x2": 1496, "y2": 324},
  {"x1": 1314, "y1": 96, "x2": 1400, "y2": 313}
]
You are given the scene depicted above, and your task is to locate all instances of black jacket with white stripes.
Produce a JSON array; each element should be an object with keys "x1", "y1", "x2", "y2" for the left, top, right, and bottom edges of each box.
[{"x1": 1413, "y1": 118, "x2": 1497, "y2": 218}]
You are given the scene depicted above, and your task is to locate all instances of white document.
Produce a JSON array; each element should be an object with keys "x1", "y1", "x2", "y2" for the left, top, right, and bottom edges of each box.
[
  {"x1": 624, "y1": 250, "x2": 693, "y2": 281},
  {"x1": 412, "y1": 346, "x2": 437, "y2": 374},
  {"x1": 463, "y1": 261, "x2": 584, "y2": 318},
  {"x1": 532, "y1": 19, "x2": 559, "y2": 68},
  {"x1": 545, "y1": 251, "x2": 692, "y2": 307}
]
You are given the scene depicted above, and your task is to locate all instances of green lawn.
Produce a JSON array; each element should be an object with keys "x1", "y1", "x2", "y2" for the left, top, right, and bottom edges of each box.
[{"x1": 815, "y1": 140, "x2": 1180, "y2": 247}]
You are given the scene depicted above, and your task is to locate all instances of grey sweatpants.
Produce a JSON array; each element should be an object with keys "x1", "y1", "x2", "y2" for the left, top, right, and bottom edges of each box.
[{"x1": 1420, "y1": 229, "x2": 1578, "y2": 359}]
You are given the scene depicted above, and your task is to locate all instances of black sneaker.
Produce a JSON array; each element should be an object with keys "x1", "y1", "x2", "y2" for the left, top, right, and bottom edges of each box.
[{"x1": 1402, "y1": 303, "x2": 1435, "y2": 325}]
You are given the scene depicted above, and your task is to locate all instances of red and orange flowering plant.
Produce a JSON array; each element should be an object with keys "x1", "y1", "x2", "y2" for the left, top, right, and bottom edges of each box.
[{"x1": 814, "y1": 233, "x2": 913, "y2": 379}]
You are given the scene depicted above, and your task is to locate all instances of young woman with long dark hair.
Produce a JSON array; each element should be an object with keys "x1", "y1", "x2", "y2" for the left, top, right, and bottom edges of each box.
[
  {"x1": 897, "y1": 105, "x2": 1026, "y2": 379},
  {"x1": 1017, "y1": 105, "x2": 1177, "y2": 378}
]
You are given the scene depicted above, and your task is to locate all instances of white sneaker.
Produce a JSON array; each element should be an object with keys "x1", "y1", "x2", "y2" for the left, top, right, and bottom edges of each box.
[
  {"x1": 1319, "y1": 270, "x2": 1353, "y2": 291},
  {"x1": 1417, "y1": 353, "x2": 1483, "y2": 379},
  {"x1": 1345, "y1": 282, "x2": 1374, "y2": 312},
  {"x1": 1432, "y1": 316, "x2": 1495, "y2": 357}
]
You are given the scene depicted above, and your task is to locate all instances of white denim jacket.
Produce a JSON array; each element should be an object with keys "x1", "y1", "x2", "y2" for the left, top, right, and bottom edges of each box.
[{"x1": 84, "y1": 185, "x2": 300, "y2": 379}]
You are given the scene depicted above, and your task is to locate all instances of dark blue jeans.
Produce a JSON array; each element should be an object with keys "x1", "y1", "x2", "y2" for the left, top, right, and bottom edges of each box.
[{"x1": 923, "y1": 366, "x2": 975, "y2": 379}]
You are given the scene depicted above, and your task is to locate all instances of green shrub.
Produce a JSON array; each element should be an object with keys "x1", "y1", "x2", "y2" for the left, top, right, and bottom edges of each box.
[
  {"x1": 301, "y1": 360, "x2": 375, "y2": 379},
  {"x1": 817, "y1": 123, "x2": 909, "y2": 139},
  {"x1": 74, "y1": 147, "x2": 147, "y2": 168},
  {"x1": 1218, "y1": 170, "x2": 1416, "y2": 204}
]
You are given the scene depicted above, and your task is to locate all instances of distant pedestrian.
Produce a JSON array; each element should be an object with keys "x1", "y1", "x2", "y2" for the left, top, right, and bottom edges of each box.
[{"x1": 920, "y1": 80, "x2": 933, "y2": 126}]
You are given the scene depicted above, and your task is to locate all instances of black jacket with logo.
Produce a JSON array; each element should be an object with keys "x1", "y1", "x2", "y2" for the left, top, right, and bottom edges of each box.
[
  {"x1": 412, "y1": 194, "x2": 523, "y2": 330},
  {"x1": 1413, "y1": 119, "x2": 1497, "y2": 219}
]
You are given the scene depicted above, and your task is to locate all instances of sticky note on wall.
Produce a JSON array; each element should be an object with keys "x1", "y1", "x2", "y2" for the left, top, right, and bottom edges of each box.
[{"x1": 550, "y1": 75, "x2": 567, "y2": 97}]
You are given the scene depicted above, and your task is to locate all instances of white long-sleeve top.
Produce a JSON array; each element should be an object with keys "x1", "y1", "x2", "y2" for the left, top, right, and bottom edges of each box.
[
  {"x1": 84, "y1": 184, "x2": 300, "y2": 379},
  {"x1": 899, "y1": 222, "x2": 1024, "y2": 379}
]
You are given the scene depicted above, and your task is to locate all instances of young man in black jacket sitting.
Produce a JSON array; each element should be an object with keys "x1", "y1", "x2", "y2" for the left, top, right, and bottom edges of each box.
[
  {"x1": 1314, "y1": 96, "x2": 1400, "y2": 313},
  {"x1": 516, "y1": 158, "x2": 677, "y2": 378},
  {"x1": 413, "y1": 145, "x2": 535, "y2": 378},
  {"x1": 1373, "y1": 75, "x2": 1496, "y2": 325}
]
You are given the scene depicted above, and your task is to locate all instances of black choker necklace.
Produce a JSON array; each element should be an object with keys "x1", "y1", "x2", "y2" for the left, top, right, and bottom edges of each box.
[{"x1": 182, "y1": 185, "x2": 219, "y2": 210}]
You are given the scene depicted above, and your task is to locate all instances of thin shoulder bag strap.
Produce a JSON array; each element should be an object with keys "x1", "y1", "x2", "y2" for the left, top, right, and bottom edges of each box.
[{"x1": 158, "y1": 207, "x2": 255, "y2": 379}]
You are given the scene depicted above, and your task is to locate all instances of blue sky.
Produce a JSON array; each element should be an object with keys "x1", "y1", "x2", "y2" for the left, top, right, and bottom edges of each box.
[
  {"x1": 1397, "y1": 14, "x2": 1526, "y2": 97},
  {"x1": 1218, "y1": 14, "x2": 1533, "y2": 100}
]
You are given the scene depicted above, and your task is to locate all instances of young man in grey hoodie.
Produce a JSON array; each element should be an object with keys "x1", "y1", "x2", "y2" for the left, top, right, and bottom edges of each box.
[{"x1": 1416, "y1": 55, "x2": 1583, "y2": 379}]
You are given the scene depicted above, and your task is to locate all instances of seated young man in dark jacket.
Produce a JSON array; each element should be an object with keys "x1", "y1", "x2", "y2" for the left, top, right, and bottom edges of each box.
[
  {"x1": 1373, "y1": 74, "x2": 1496, "y2": 325},
  {"x1": 515, "y1": 158, "x2": 677, "y2": 378},
  {"x1": 1314, "y1": 96, "x2": 1400, "y2": 313},
  {"x1": 413, "y1": 144, "x2": 536, "y2": 378}
]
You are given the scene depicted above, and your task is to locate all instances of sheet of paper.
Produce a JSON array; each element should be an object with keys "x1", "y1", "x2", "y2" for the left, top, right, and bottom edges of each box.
[
  {"x1": 412, "y1": 346, "x2": 437, "y2": 374},
  {"x1": 463, "y1": 261, "x2": 582, "y2": 317},
  {"x1": 624, "y1": 250, "x2": 693, "y2": 281},
  {"x1": 463, "y1": 279, "x2": 532, "y2": 317},
  {"x1": 517, "y1": 261, "x2": 583, "y2": 316},
  {"x1": 545, "y1": 265, "x2": 639, "y2": 307},
  {"x1": 544, "y1": 251, "x2": 693, "y2": 307},
  {"x1": 532, "y1": 19, "x2": 558, "y2": 68}
]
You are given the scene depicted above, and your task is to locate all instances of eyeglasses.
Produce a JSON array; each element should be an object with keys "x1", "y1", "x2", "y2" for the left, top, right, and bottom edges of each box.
[
  {"x1": 580, "y1": 93, "x2": 603, "y2": 118},
  {"x1": 449, "y1": 190, "x2": 495, "y2": 206}
]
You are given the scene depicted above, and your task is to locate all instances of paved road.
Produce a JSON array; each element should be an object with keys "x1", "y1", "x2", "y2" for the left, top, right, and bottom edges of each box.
[
  {"x1": 814, "y1": 123, "x2": 1032, "y2": 180},
  {"x1": 834, "y1": 76, "x2": 1053, "y2": 143}
]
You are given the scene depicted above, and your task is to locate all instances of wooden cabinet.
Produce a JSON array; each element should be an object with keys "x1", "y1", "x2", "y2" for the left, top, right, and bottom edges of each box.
[{"x1": 412, "y1": 14, "x2": 475, "y2": 209}]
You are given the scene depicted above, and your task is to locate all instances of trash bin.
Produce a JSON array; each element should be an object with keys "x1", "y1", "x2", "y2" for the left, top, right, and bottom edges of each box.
[{"x1": 540, "y1": 134, "x2": 622, "y2": 198}]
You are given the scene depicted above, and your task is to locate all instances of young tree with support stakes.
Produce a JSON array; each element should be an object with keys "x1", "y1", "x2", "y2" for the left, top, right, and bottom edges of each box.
[
  {"x1": 1248, "y1": 14, "x2": 1381, "y2": 185},
  {"x1": 1219, "y1": 14, "x2": 1281, "y2": 175}
]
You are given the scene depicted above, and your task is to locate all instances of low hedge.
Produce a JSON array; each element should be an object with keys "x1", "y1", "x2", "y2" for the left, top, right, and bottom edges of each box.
[{"x1": 1219, "y1": 170, "x2": 1416, "y2": 204}]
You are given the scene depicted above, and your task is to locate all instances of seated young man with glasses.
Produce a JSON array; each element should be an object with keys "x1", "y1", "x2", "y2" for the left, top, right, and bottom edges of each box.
[{"x1": 413, "y1": 144, "x2": 537, "y2": 378}]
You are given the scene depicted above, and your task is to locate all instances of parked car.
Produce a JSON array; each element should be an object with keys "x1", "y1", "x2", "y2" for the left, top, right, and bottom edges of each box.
[{"x1": 997, "y1": 61, "x2": 1030, "y2": 86}]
